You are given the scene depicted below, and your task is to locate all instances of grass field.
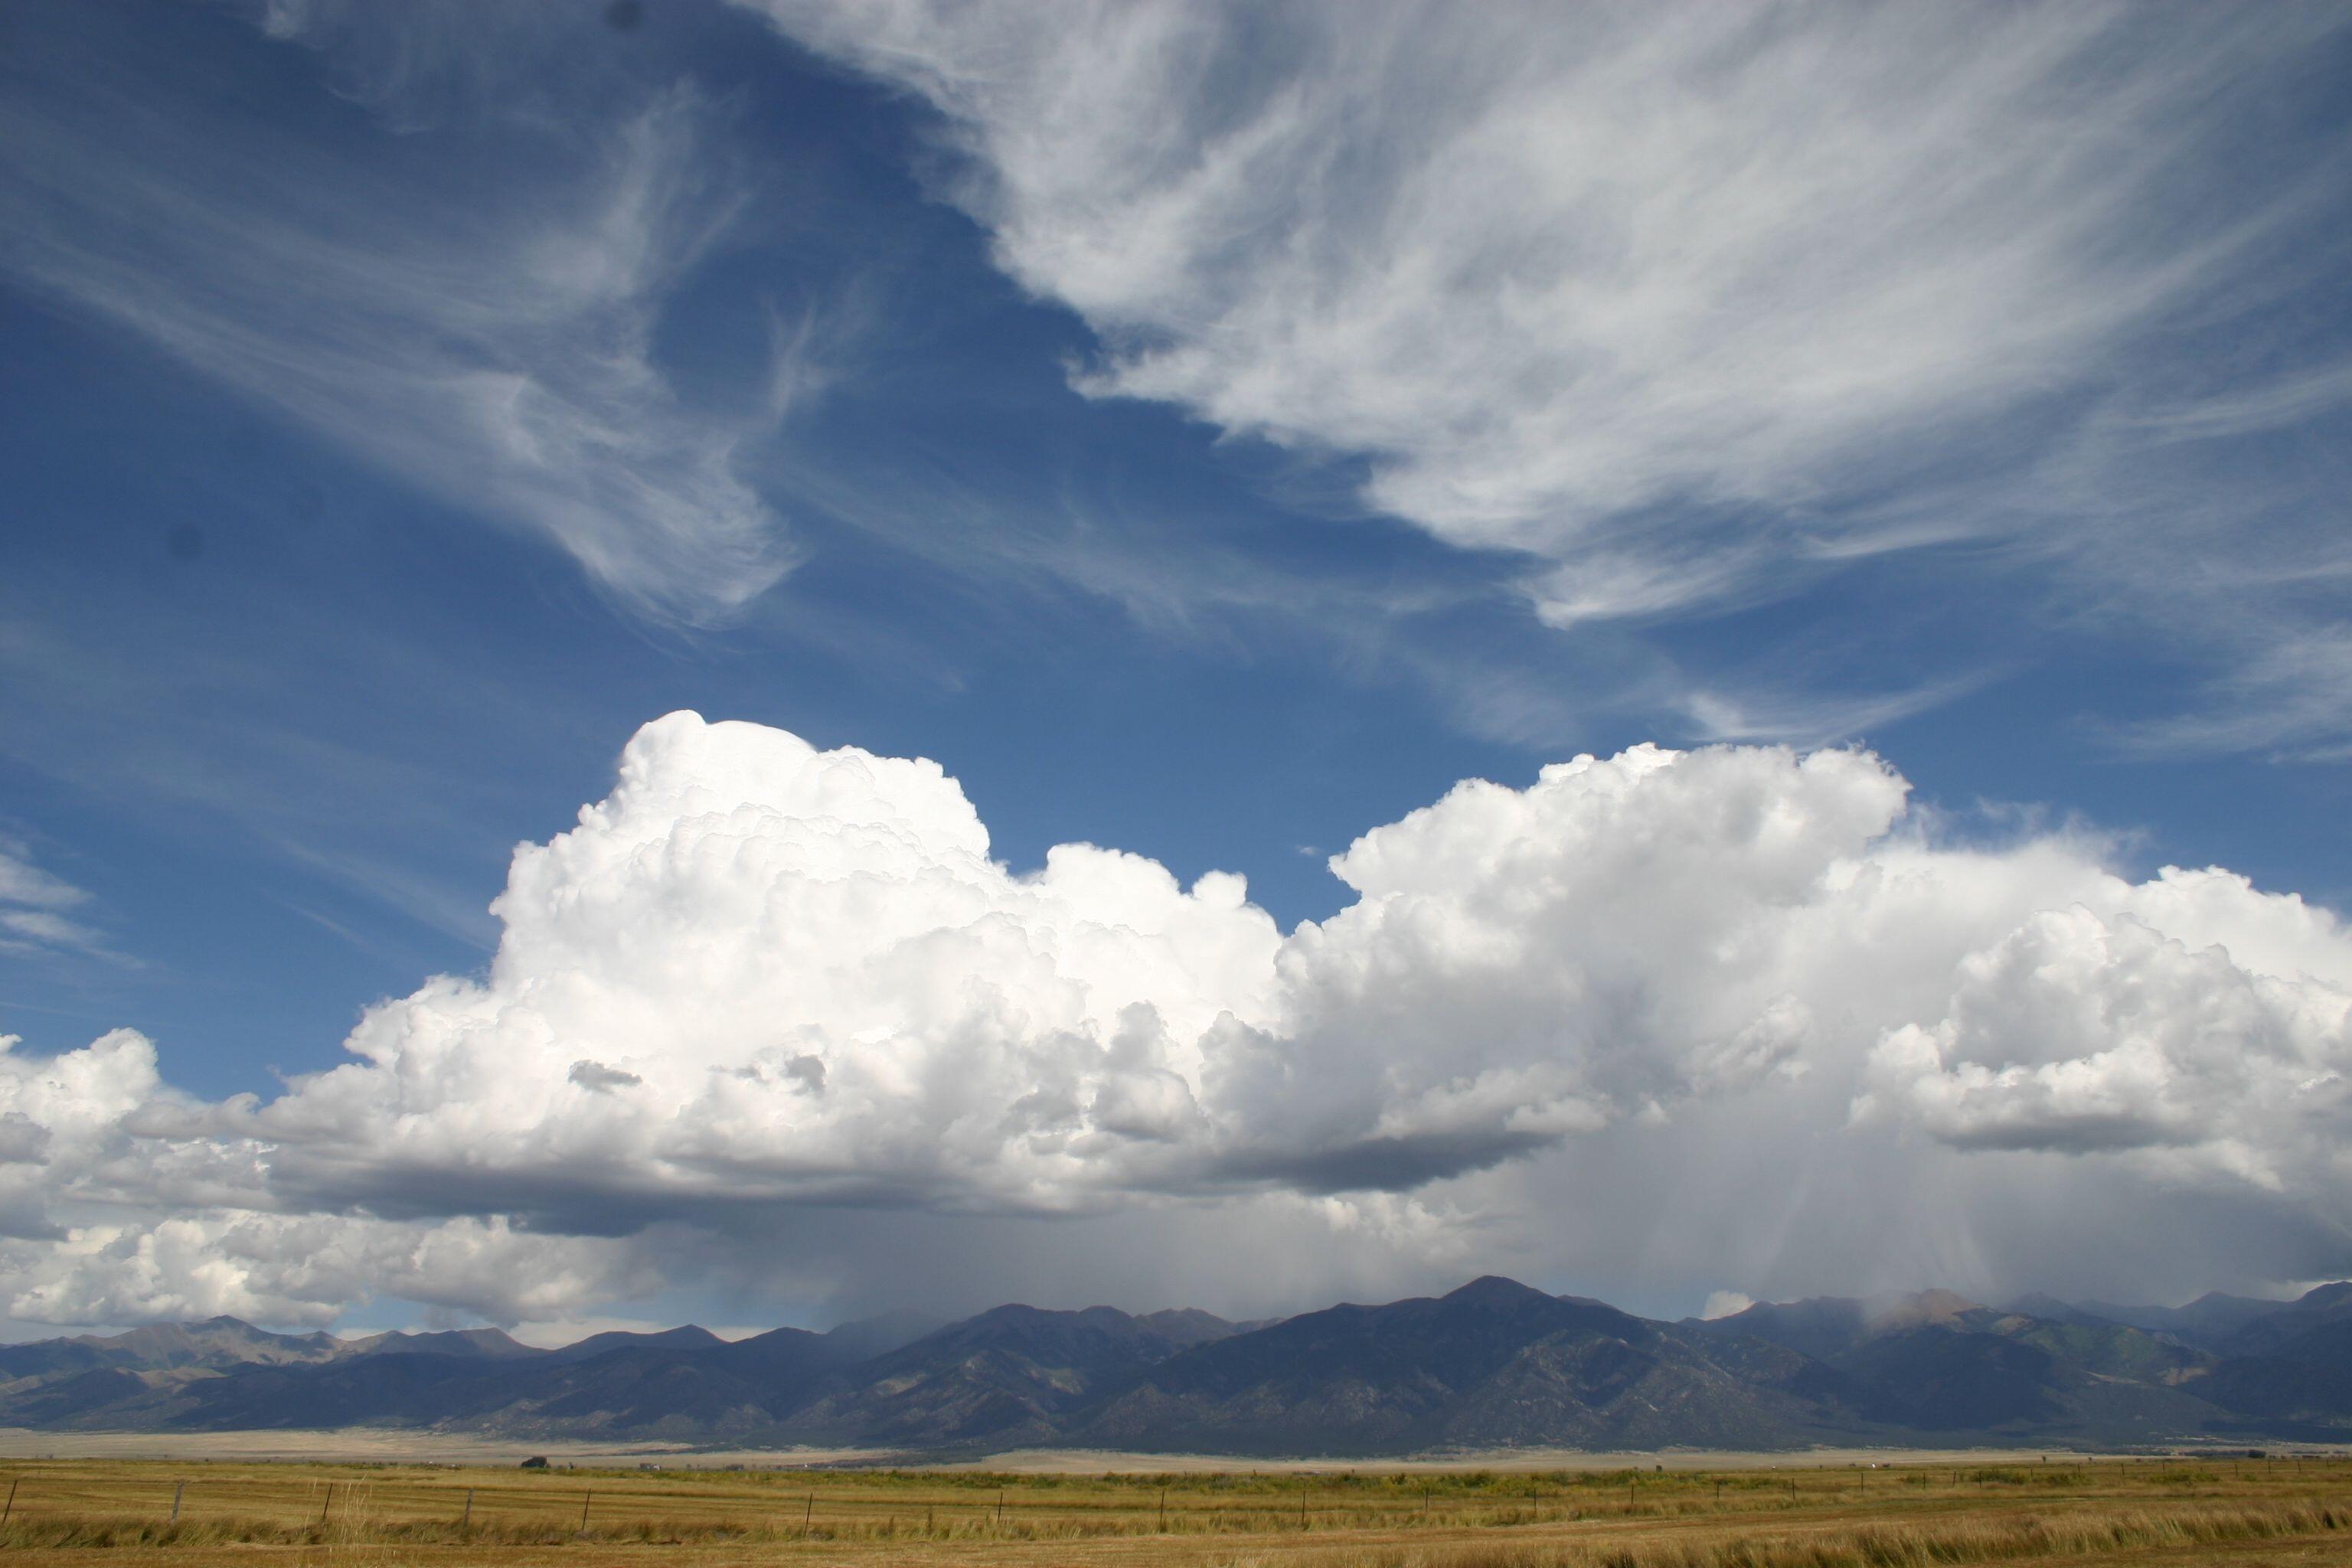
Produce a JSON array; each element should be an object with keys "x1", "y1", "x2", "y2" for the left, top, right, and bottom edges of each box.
[{"x1": 0, "y1": 1453, "x2": 2341, "y2": 1565}]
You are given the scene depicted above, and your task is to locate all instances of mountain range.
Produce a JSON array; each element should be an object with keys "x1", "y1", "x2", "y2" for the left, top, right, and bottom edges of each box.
[{"x1": 5, "y1": 1278, "x2": 2351, "y2": 1454}]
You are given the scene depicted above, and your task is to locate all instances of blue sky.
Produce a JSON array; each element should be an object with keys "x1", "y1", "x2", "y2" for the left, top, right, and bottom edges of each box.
[{"x1": 2, "y1": 1, "x2": 2350, "y2": 1335}]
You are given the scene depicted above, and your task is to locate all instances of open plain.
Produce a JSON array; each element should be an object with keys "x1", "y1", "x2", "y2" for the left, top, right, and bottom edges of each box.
[{"x1": 0, "y1": 1454, "x2": 2344, "y2": 1566}]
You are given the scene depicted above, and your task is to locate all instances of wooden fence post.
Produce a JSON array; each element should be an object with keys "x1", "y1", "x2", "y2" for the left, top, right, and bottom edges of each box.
[
  {"x1": 2, "y1": 1477, "x2": 17, "y2": 1527},
  {"x1": 319, "y1": 1482, "x2": 334, "y2": 1527},
  {"x1": 171, "y1": 1481, "x2": 185, "y2": 1524},
  {"x1": 579, "y1": 1491, "x2": 592, "y2": 1532},
  {"x1": 805, "y1": 1492, "x2": 814, "y2": 1528},
  {"x1": 462, "y1": 1488, "x2": 473, "y2": 1528}
]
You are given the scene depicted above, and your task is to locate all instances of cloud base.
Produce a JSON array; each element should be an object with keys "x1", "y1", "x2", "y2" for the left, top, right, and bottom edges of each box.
[{"x1": 3, "y1": 711, "x2": 2346, "y2": 1328}]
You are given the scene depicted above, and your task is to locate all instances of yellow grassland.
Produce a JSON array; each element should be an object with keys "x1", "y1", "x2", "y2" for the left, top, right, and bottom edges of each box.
[{"x1": 0, "y1": 1452, "x2": 2341, "y2": 1566}]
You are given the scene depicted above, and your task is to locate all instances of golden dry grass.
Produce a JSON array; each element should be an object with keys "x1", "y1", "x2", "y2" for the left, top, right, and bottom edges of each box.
[{"x1": 0, "y1": 1452, "x2": 2339, "y2": 1565}]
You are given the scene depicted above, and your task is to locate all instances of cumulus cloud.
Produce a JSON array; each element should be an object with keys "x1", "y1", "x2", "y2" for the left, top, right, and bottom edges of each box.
[
  {"x1": 2, "y1": 712, "x2": 2348, "y2": 1325},
  {"x1": 0, "y1": 1030, "x2": 661, "y2": 1325},
  {"x1": 1856, "y1": 906, "x2": 2351, "y2": 1176}
]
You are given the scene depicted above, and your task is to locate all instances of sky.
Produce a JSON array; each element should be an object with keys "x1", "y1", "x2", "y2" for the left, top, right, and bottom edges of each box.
[{"x1": 0, "y1": 0, "x2": 2349, "y2": 1341}]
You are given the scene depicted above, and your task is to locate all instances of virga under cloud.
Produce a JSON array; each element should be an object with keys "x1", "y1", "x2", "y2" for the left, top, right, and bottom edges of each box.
[{"x1": 5, "y1": 714, "x2": 2346, "y2": 1327}]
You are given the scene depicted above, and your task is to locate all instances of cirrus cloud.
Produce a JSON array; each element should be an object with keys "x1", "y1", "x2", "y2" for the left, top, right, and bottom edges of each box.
[
  {"x1": 0, "y1": 6, "x2": 796, "y2": 626},
  {"x1": 750, "y1": 2, "x2": 2342, "y2": 589},
  {"x1": 743, "y1": 0, "x2": 2352, "y2": 752}
]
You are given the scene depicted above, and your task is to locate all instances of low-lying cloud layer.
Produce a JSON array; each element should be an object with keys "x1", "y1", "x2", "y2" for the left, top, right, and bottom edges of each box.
[{"x1": 5, "y1": 713, "x2": 2347, "y2": 1327}]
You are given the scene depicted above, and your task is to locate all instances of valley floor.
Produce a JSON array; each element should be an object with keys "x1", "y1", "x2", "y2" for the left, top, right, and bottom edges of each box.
[
  {"x1": 0, "y1": 1454, "x2": 2343, "y2": 1565},
  {"x1": 0, "y1": 1429, "x2": 888, "y2": 1467},
  {"x1": 2, "y1": 1429, "x2": 2329, "y2": 1468}
]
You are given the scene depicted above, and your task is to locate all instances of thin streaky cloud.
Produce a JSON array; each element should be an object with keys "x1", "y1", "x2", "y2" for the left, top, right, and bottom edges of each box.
[
  {"x1": 749, "y1": 0, "x2": 2352, "y2": 751},
  {"x1": 0, "y1": 845, "x2": 118, "y2": 963},
  {"x1": 751, "y1": 2, "x2": 2339, "y2": 558},
  {"x1": 0, "y1": 844, "x2": 88, "y2": 914},
  {"x1": 1674, "y1": 673, "x2": 1998, "y2": 752},
  {"x1": 0, "y1": 55, "x2": 794, "y2": 626},
  {"x1": 2103, "y1": 629, "x2": 2352, "y2": 765}
]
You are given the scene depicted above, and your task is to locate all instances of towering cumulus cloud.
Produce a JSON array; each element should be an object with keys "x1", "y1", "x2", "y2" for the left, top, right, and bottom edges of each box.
[{"x1": 5, "y1": 714, "x2": 2348, "y2": 1324}]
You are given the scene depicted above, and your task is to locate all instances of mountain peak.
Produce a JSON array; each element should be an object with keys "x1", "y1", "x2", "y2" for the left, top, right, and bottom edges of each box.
[
  {"x1": 2, "y1": 1276, "x2": 2349, "y2": 1448},
  {"x1": 1441, "y1": 1275, "x2": 1547, "y2": 1305},
  {"x1": 2184, "y1": 1290, "x2": 2268, "y2": 1310}
]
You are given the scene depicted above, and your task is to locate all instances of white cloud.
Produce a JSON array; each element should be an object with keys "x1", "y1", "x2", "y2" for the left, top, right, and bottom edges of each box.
[
  {"x1": 743, "y1": 0, "x2": 2352, "y2": 746},
  {"x1": 244, "y1": 713, "x2": 1289, "y2": 1219},
  {"x1": 2107, "y1": 629, "x2": 2352, "y2": 762},
  {"x1": 1855, "y1": 906, "x2": 2351, "y2": 1177},
  {"x1": 3, "y1": 713, "x2": 2349, "y2": 1325},
  {"x1": 0, "y1": 1029, "x2": 661, "y2": 1325},
  {"x1": 0, "y1": 842, "x2": 112, "y2": 961},
  {"x1": 750, "y1": 2, "x2": 2329, "y2": 580},
  {"x1": 0, "y1": 845, "x2": 86, "y2": 913},
  {"x1": 0, "y1": 13, "x2": 794, "y2": 625},
  {"x1": 0, "y1": 1210, "x2": 660, "y2": 1331}
]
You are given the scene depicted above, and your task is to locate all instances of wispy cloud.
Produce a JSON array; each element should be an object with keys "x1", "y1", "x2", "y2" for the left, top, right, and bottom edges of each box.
[
  {"x1": 0, "y1": 841, "x2": 114, "y2": 962},
  {"x1": 748, "y1": 0, "x2": 2352, "y2": 751},
  {"x1": 1675, "y1": 673, "x2": 1997, "y2": 752},
  {"x1": 2106, "y1": 629, "x2": 2352, "y2": 763},
  {"x1": 0, "y1": 13, "x2": 795, "y2": 626},
  {"x1": 0, "y1": 845, "x2": 83, "y2": 914},
  {"x1": 0, "y1": 570, "x2": 568, "y2": 951}
]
